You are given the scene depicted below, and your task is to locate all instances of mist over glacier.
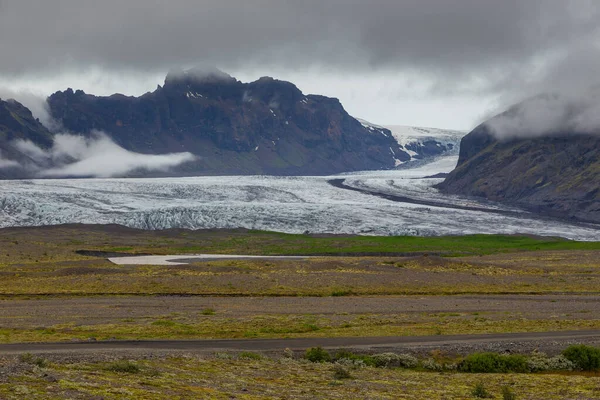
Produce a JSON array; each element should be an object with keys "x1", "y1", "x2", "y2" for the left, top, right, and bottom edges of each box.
[{"x1": 1, "y1": 156, "x2": 598, "y2": 240}]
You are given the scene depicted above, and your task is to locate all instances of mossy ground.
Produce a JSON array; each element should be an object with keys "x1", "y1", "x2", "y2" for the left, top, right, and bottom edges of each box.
[
  {"x1": 1, "y1": 354, "x2": 599, "y2": 399},
  {"x1": 2, "y1": 225, "x2": 600, "y2": 264},
  {"x1": 0, "y1": 225, "x2": 599, "y2": 343},
  {"x1": 1, "y1": 252, "x2": 600, "y2": 296},
  {"x1": 1, "y1": 225, "x2": 600, "y2": 396},
  {"x1": 2, "y1": 312, "x2": 600, "y2": 344}
]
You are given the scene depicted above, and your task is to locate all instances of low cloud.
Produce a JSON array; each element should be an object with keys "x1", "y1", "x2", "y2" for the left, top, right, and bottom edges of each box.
[
  {"x1": 0, "y1": 153, "x2": 19, "y2": 169},
  {"x1": 485, "y1": 92, "x2": 600, "y2": 139},
  {"x1": 0, "y1": 88, "x2": 60, "y2": 131},
  {"x1": 14, "y1": 132, "x2": 196, "y2": 178}
]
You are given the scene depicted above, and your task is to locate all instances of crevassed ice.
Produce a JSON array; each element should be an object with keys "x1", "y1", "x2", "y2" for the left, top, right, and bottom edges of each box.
[{"x1": 0, "y1": 156, "x2": 598, "y2": 240}]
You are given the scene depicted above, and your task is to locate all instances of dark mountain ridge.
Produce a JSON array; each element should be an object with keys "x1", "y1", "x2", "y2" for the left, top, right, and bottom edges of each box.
[
  {"x1": 437, "y1": 105, "x2": 600, "y2": 224},
  {"x1": 43, "y1": 68, "x2": 409, "y2": 176}
]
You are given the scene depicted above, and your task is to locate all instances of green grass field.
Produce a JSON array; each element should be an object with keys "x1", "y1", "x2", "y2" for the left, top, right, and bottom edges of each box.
[{"x1": 157, "y1": 231, "x2": 600, "y2": 256}]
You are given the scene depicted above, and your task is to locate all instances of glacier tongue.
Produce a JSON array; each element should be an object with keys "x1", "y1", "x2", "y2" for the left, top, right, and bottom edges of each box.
[{"x1": 0, "y1": 156, "x2": 599, "y2": 240}]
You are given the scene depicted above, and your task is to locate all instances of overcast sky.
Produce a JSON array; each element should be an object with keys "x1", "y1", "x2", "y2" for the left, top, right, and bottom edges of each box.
[{"x1": 0, "y1": 0, "x2": 599, "y2": 130}]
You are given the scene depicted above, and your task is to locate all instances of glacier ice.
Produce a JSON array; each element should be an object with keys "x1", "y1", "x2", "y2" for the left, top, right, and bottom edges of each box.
[{"x1": 0, "y1": 156, "x2": 599, "y2": 240}]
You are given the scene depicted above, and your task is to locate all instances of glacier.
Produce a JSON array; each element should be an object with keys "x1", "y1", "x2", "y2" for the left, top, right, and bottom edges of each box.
[{"x1": 0, "y1": 156, "x2": 599, "y2": 240}]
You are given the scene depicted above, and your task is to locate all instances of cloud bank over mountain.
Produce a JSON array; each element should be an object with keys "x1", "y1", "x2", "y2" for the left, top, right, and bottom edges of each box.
[
  {"x1": 1, "y1": 1, "x2": 599, "y2": 130},
  {"x1": 486, "y1": 92, "x2": 600, "y2": 139}
]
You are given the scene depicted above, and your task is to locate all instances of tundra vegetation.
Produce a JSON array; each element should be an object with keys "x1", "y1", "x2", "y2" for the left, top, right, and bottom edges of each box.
[
  {"x1": 0, "y1": 225, "x2": 599, "y2": 398},
  {"x1": 1, "y1": 346, "x2": 600, "y2": 399}
]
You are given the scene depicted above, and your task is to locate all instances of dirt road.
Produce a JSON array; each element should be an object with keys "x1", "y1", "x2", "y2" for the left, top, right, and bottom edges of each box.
[{"x1": 1, "y1": 330, "x2": 599, "y2": 355}]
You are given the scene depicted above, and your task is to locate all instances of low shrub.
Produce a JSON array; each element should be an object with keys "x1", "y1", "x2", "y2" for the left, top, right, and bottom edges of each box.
[
  {"x1": 104, "y1": 360, "x2": 141, "y2": 374},
  {"x1": 421, "y1": 358, "x2": 443, "y2": 371},
  {"x1": 471, "y1": 381, "x2": 492, "y2": 398},
  {"x1": 282, "y1": 348, "x2": 294, "y2": 359},
  {"x1": 459, "y1": 353, "x2": 528, "y2": 373},
  {"x1": 371, "y1": 353, "x2": 399, "y2": 368},
  {"x1": 19, "y1": 353, "x2": 47, "y2": 368},
  {"x1": 371, "y1": 353, "x2": 418, "y2": 369},
  {"x1": 331, "y1": 290, "x2": 352, "y2": 297},
  {"x1": 335, "y1": 358, "x2": 367, "y2": 369},
  {"x1": 305, "y1": 347, "x2": 331, "y2": 363},
  {"x1": 333, "y1": 350, "x2": 375, "y2": 367},
  {"x1": 332, "y1": 365, "x2": 352, "y2": 380},
  {"x1": 239, "y1": 352, "x2": 262, "y2": 360},
  {"x1": 396, "y1": 354, "x2": 419, "y2": 369},
  {"x1": 562, "y1": 345, "x2": 600, "y2": 371},
  {"x1": 527, "y1": 351, "x2": 574, "y2": 372},
  {"x1": 502, "y1": 385, "x2": 517, "y2": 400},
  {"x1": 151, "y1": 319, "x2": 177, "y2": 327},
  {"x1": 214, "y1": 352, "x2": 232, "y2": 360}
]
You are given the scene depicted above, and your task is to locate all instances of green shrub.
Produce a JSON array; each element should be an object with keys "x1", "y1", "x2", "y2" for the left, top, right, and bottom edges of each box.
[
  {"x1": 371, "y1": 353, "x2": 418, "y2": 369},
  {"x1": 201, "y1": 308, "x2": 216, "y2": 315},
  {"x1": 527, "y1": 351, "x2": 574, "y2": 372},
  {"x1": 502, "y1": 386, "x2": 517, "y2": 400},
  {"x1": 151, "y1": 319, "x2": 177, "y2": 326},
  {"x1": 333, "y1": 350, "x2": 375, "y2": 367},
  {"x1": 332, "y1": 365, "x2": 352, "y2": 380},
  {"x1": 104, "y1": 360, "x2": 141, "y2": 374},
  {"x1": 305, "y1": 347, "x2": 331, "y2": 363},
  {"x1": 334, "y1": 350, "x2": 356, "y2": 360},
  {"x1": 239, "y1": 351, "x2": 262, "y2": 360},
  {"x1": 19, "y1": 353, "x2": 47, "y2": 368},
  {"x1": 471, "y1": 381, "x2": 492, "y2": 398},
  {"x1": 282, "y1": 348, "x2": 294, "y2": 359},
  {"x1": 421, "y1": 358, "x2": 443, "y2": 371},
  {"x1": 331, "y1": 290, "x2": 352, "y2": 297},
  {"x1": 459, "y1": 353, "x2": 528, "y2": 373},
  {"x1": 335, "y1": 358, "x2": 367, "y2": 369},
  {"x1": 19, "y1": 353, "x2": 34, "y2": 363},
  {"x1": 562, "y1": 345, "x2": 600, "y2": 371}
]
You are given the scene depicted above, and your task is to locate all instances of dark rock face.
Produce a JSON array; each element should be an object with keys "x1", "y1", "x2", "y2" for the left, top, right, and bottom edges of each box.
[
  {"x1": 0, "y1": 99, "x2": 53, "y2": 147},
  {"x1": 405, "y1": 140, "x2": 452, "y2": 159},
  {"x1": 0, "y1": 99, "x2": 53, "y2": 178},
  {"x1": 46, "y1": 69, "x2": 409, "y2": 176},
  {"x1": 438, "y1": 120, "x2": 600, "y2": 224}
]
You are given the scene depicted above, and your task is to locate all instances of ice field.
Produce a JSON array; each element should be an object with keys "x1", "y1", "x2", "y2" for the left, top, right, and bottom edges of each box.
[{"x1": 1, "y1": 156, "x2": 599, "y2": 240}]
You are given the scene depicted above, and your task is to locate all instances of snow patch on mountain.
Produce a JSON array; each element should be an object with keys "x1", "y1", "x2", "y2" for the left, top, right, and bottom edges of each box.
[
  {"x1": 358, "y1": 119, "x2": 465, "y2": 163},
  {"x1": 385, "y1": 125, "x2": 465, "y2": 147}
]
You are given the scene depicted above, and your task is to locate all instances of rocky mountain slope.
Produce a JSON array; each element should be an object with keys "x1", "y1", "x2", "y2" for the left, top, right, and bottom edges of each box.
[
  {"x1": 0, "y1": 98, "x2": 53, "y2": 178},
  {"x1": 43, "y1": 68, "x2": 409, "y2": 176},
  {"x1": 437, "y1": 112, "x2": 600, "y2": 224}
]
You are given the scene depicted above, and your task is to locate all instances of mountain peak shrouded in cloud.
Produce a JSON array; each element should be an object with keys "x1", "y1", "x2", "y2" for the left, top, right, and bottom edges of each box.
[
  {"x1": 165, "y1": 66, "x2": 235, "y2": 85},
  {"x1": 438, "y1": 96, "x2": 600, "y2": 223},
  {"x1": 484, "y1": 91, "x2": 600, "y2": 140},
  {"x1": 1, "y1": 1, "x2": 599, "y2": 129}
]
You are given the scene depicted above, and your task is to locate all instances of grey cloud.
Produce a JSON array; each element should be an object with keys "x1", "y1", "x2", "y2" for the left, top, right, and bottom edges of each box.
[
  {"x1": 0, "y1": 88, "x2": 58, "y2": 129},
  {"x1": 0, "y1": 153, "x2": 19, "y2": 169},
  {"x1": 0, "y1": 1, "x2": 600, "y2": 132},
  {"x1": 486, "y1": 92, "x2": 600, "y2": 139},
  {"x1": 0, "y1": 2, "x2": 598, "y2": 90}
]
